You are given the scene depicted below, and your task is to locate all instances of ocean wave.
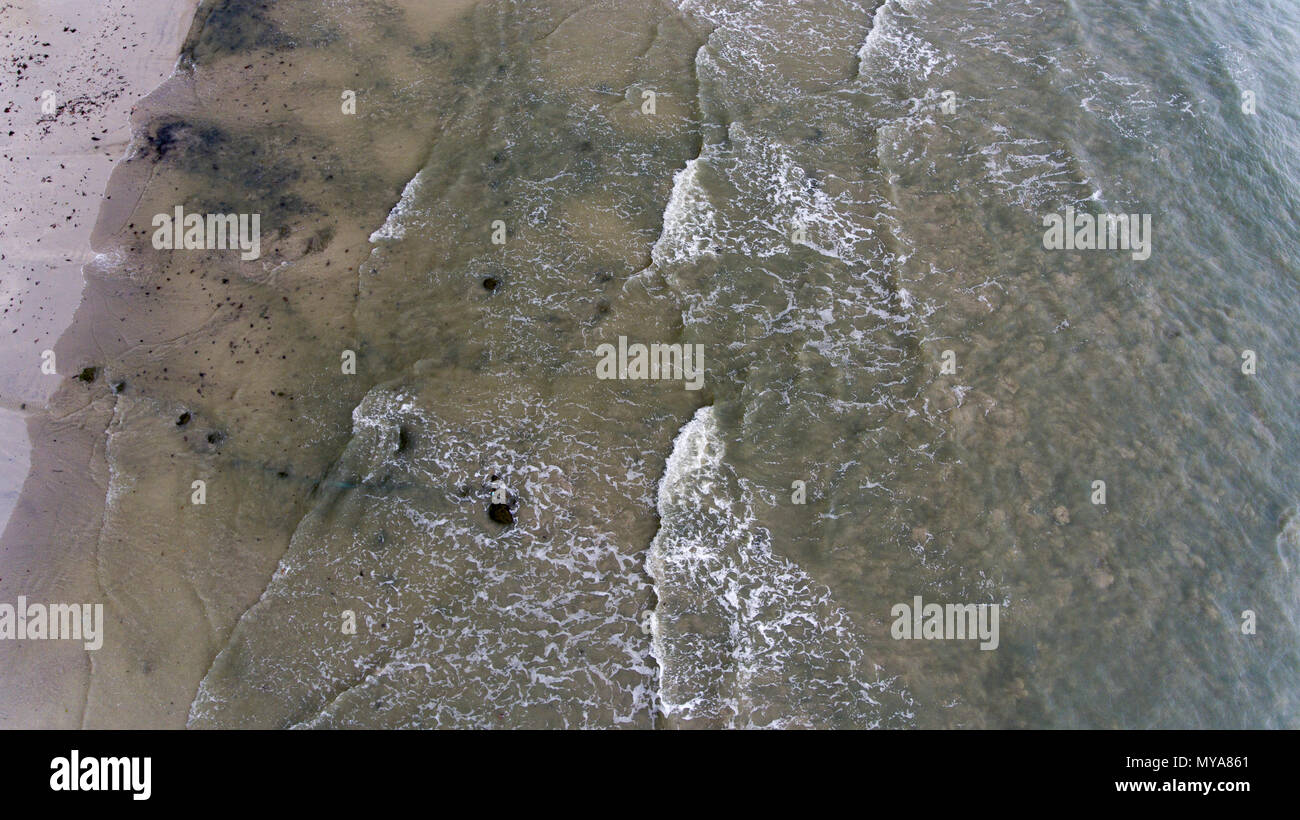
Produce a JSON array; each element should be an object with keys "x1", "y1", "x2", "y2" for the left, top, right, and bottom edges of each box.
[
  {"x1": 190, "y1": 377, "x2": 664, "y2": 728},
  {"x1": 647, "y1": 406, "x2": 914, "y2": 728}
]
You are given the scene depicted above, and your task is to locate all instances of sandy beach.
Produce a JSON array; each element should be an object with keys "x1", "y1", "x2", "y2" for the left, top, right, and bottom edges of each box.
[
  {"x1": 0, "y1": 0, "x2": 199, "y2": 726},
  {"x1": 0, "y1": 0, "x2": 200, "y2": 531},
  {"x1": 1, "y1": 0, "x2": 482, "y2": 728}
]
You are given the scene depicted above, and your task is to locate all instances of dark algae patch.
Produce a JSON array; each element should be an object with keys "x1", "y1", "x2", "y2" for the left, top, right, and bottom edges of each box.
[{"x1": 181, "y1": 0, "x2": 296, "y2": 64}]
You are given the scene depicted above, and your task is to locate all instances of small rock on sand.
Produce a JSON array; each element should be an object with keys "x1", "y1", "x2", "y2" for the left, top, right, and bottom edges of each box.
[{"x1": 488, "y1": 502, "x2": 514, "y2": 526}]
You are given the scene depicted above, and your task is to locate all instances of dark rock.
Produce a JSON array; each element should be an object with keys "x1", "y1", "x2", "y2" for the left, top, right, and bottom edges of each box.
[
  {"x1": 488, "y1": 503, "x2": 514, "y2": 526},
  {"x1": 76, "y1": 366, "x2": 98, "y2": 383},
  {"x1": 482, "y1": 277, "x2": 499, "y2": 292}
]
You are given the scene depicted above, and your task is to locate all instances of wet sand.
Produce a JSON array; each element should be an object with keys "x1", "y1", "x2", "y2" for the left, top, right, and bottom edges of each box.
[{"x1": 1, "y1": 0, "x2": 499, "y2": 728}]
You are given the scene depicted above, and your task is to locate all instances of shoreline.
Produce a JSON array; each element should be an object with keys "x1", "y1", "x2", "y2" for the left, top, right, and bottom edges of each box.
[
  {"x1": 0, "y1": 0, "x2": 202, "y2": 532},
  {"x1": 1, "y1": 0, "x2": 485, "y2": 728},
  {"x1": 0, "y1": 0, "x2": 201, "y2": 727}
]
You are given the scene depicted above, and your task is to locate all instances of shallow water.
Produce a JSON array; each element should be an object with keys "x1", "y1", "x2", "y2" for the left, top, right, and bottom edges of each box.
[{"x1": 3, "y1": 0, "x2": 1299, "y2": 728}]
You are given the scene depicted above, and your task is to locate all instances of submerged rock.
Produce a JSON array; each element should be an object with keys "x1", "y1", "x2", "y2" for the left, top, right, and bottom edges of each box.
[{"x1": 488, "y1": 502, "x2": 514, "y2": 526}]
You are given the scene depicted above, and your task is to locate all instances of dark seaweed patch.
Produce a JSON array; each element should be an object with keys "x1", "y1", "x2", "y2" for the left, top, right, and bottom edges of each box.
[
  {"x1": 412, "y1": 36, "x2": 452, "y2": 61},
  {"x1": 183, "y1": 0, "x2": 294, "y2": 63},
  {"x1": 303, "y1": 226, "x2": 335, "y2": 255},
  {"x1": 142, "y1": 118, "x2": 225, "y2": 163},
  {"x1": 145, "y1": 121, "x2": 184, "y2": 161},
  {"x1": 152, "y1": 118, "x2": 315, "y2": 227}
]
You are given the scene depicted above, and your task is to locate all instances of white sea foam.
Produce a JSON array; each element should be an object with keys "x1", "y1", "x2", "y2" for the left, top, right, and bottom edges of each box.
[
  {"x1": 647, "y1": 406, "x2": 912, "y2": 728},
  {"x1": 857, "y1": 0, "x2": 947, "y2": 85},
  {"x1": 368, "y1": 170, "x2": 427, "y2": 244},
  {"x1": 651, "y1": 158, "x2": 719, "y2": 269},
  {"x1": 192, "y1": 380, "x2": 662, "y2": 728}
]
